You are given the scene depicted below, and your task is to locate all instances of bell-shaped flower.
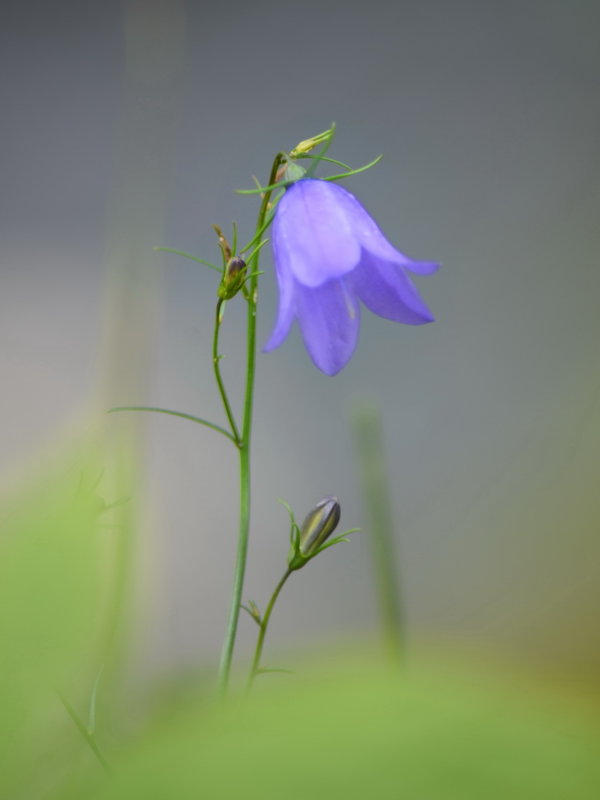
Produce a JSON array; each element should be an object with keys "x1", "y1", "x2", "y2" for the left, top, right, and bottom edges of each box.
[{"x1": 263, "y1": 178, "x2": 439, "y2": 375}]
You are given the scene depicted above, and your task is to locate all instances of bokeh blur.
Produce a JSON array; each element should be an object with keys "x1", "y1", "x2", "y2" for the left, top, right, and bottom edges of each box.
[{"x1": 2, "y1": 0, "x2": 599, "y2": 694}]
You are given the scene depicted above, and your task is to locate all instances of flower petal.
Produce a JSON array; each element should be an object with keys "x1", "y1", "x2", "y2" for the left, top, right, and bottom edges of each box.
[
  {"x1": 274, "y1": 180, "x2": 361, "y2": 288},
  {"x1": 263, "y1": 231, "x2": 296, "y2": 353},
  {"x1": 398, "y1": 257, "x2": 440, "y2": 275},
  {"x1": 348, "y1": 251, "x2": 436, "y2": 325},
  {"x1": 325, "y1": 183, "x2": 441, "y2": 276},
  {"x1": 294, "y1": 278, "x2": 360, "y2": 376}
]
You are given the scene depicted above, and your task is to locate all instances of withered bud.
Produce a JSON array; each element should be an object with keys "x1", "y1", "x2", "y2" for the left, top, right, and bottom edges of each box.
[{"x1": 213, "y1": 224, "x2": 231, "y2": 262}]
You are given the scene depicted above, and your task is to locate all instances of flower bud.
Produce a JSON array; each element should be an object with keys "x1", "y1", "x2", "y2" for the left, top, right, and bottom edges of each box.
[
  {"x1": 287, "y1": 496, "x2": 347, "y2": 572},
  {"x1": 289, "y1": 128, "x2": 333, "y2": 158},
  {"x1": 290, "y1": 138, "x2": 317, "y2": 157},
  {"x1": 299, "y1": 496, "x2": 341, "y2": 557},
  {"x1": 218, "y1": 256, "x2": 247, "y2": 300}
]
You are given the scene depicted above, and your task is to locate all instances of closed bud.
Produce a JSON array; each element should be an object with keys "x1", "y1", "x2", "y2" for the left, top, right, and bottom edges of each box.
[
  {"x1": 287, "y1": 496, "x2": 348, "y2": 572},
  {"x1": 289, "y1": 127, "x2": 334, "y2": 158},
  {"x1": 218, "y1": 256, "x2": 247, "y2": 300},
  {"x1": 289, "y1": 138, "x2": 316, "y2": 157},
  {"x1": 299, "y1": 496, "x2": 341, "y2": 557}
]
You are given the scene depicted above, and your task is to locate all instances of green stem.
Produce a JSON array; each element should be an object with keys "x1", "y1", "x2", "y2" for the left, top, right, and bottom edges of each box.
[
  {"x1": 213, "y1": 299, "x2": 241, "y2": 445},
  {"x1": 217, "y1": 151, "x2": 285, "y2": 697},
  {"x1": 247, "y1": 569, "x2": 292, "y2": 691}
]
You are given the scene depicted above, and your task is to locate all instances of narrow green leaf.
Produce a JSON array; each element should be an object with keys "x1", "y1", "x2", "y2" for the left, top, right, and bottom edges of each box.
[
  {"x1": 322, "y1": 154, "x2": 383, "y2": 182},
  {"x1": 245, "y1": 270, "x2": 264, "y2": 281},
  {"x1": 235, "y1": 178, "x2": 289, "y2": 196},
  {"x1": 313, "y1": 528, "x2": 360, "y2": 557},
  {"x1": 107, "y1": 407, "x2": 237, "y2": 444},
  {"x1": 153, "y1": 247, "x2": 221, "y2": 272},
  {"x1": 87, "y1": 664, "x2": 105, "y2": 735},
  {"x1": 231, "y1": 221, "x2": 238, "y2": 255},
  {"x1": 240, "y1": 202, "x2": 279, "y2": 254},
  {"x1": 277, "y1": 498, "x2": 297, "y2": 530},
  {"x1": 297, "y1": 154, "x2": 352, "y2": 170},
  {"x1": 241, "y1": 605, "x2": 262, "y2": 627},
  {"x1": 58, "y1": 693, "x2": 111, "y2": 773},
  {"x1": 245, "y1": 238, "x2": 269, "y2": 267},
  {"x1": 315, "y1": 537, "x2": 350, "y2": 556}
]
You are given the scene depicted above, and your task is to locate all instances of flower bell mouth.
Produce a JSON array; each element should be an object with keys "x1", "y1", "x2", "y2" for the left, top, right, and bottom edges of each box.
[{"x1": 263, "y1": 178, "x2": 439, "y2": 376}]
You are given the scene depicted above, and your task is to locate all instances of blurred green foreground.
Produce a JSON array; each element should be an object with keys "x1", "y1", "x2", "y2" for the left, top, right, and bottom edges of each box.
[{"x1": 0, "y1": 439, "x2": 598, "y2": 800}]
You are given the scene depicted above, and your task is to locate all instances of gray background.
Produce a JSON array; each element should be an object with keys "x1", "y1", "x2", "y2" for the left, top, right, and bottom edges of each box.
[{"x1": 2, "y1": 0, "x2": 599, "y2": 682}]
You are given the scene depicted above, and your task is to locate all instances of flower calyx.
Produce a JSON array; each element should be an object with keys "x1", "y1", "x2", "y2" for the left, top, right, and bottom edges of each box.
[{"x1": 275, "y1": 160, "x2": 306, "y2": 186}]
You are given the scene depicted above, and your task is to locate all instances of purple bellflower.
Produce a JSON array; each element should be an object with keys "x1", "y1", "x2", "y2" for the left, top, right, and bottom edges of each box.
[{"x1": 263, "y1": 178, "x2": 439, "y2": 376}]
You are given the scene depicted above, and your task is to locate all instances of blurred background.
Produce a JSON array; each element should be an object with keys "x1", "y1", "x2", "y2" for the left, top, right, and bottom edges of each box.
[{"x1": 1, "y1": 0, "x2": 599, "y2": 690}]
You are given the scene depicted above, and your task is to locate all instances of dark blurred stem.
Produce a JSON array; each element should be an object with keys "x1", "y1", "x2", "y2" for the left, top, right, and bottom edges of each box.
[
  {"x1": 247, "y1": 569, "x2": 292, "y2": 691},
  {"x1": 217, "y1": 151, "x2": 285, "y2": 697},
  {"x1": 351, "y1": 401, "x2": 403, "y2": 663}
]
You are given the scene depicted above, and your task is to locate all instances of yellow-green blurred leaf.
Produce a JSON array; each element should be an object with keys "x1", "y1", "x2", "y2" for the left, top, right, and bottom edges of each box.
[{"x1": 88, "y1": 662, "x2": 600, "y2": 800}]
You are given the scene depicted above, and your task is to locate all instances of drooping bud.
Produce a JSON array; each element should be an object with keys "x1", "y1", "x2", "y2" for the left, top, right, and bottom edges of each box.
[
  {"x1": 288, "y1": 496, "x2": 341, "y2": 570},
  {"x1": 218, "y1": 256, "x2": 247, "y2": 300}
]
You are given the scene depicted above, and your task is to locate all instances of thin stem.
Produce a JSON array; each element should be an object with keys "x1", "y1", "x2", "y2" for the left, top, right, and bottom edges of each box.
[
  {"x1": 218, "y1": 151, "x2": 285, "y2": 697},
  {"x1": 247, "y1": 569, "x2": 292, "y2": 691},
  {"x1": 213, "y1": 299, "x2": 241, "y2": 445}
]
